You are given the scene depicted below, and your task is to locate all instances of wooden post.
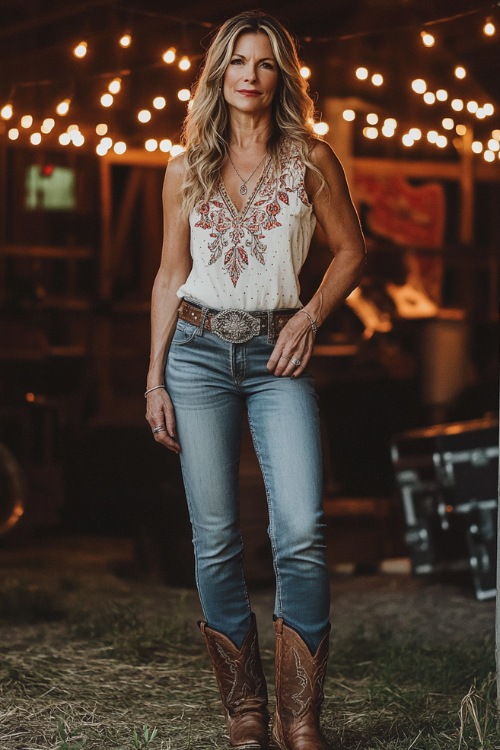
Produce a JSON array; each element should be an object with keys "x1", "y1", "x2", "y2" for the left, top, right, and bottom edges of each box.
[{"x1": 497, "y1": 429, "x2": 500, "y2": 716}]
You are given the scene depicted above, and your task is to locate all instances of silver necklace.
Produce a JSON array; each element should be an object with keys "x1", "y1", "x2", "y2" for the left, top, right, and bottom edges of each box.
[{"x1": 227, "y1": 151, "x2": 267, "y2": 195}]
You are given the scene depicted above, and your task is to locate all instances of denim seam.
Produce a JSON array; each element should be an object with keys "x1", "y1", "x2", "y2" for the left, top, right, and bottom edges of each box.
[{"x1": 246, "y1": 412, "x2": 283, "y2": 618}]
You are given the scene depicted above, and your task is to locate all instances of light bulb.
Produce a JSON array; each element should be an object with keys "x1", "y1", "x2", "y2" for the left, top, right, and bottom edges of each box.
[
  {"x1": 114, "y1": 141, "x2": 127, "y2": 154},
  {"x1": 177, "y1": 89, "x2": 191, "y2": 102},
  {"x1": 423, "y1": 92, "x2": 436, "y2": 105},
  {"x1": 145, "y1": 139, "x2": 158, "y2": 152},
  {"x1": 101, "y1": 93, "x2": 114, "y2": 107},
  {"x1": 442, "y1": 118, "x2": 454, "y2": 130},
  {"x1": 466, "y1": 100, "x2": 478, "y2": 113},
  {"x1": 101, "y1": 137, "x2": 113, "y2": 149},
  {"x1": 73, "y1": 41, "x2": 88, "y2": 58},
  {"x1": 108, "y1": 78, "x2": 121, "y2": 94},
  {"x1": 96, "y1": 142, "x2": 109, "y2": 156},
  {"x1": 21, "y1": 115, "x2": 33, "y2": 128},
  {"x1": 153, "y1": 96, "x2": 167, "y2": 109},
  {"x1": 371, "y1": 73, "x2": 383, "y2": 86},
  {"x1": 170, "y1": 144, "x2": 185, "y2": 157},
  {"x1": 471, "y1": 141, "x2": 483, "y2": 153},
  {"x1": 56, "y1": 99, "x2": 70, "y2": 115},
  {"x1": 436, "y1": 135, "x2": 447, "y2": 148},
  {"x1": 119, "y1": 34, "x2": 132, "y2": 48},
  {"x1": 420, "y1": 31, "x2": 435, "y2": 47},
  {"x1": 8, "y1": 128, "x2": 19, "y2": 140},
  {"x1": 342, "y1": 109, "x2": 355, "y2": 121},
  {"x1": 427, "y1": 130, "x2": 438, "y2": 143},
  {"x1": 411, "y1": 79, "x2": 427, "y2": 94},
  {"x1": 384, "y1": 118, "x2": 397, "y2": 128},
  {"x1": 96, "y1": 123, "x2": 108, "y2": 136},
  {"x1": 160, "y1": 139, "x2": 172, "y2": 152},
  {"x1": 436, "y1": 89, "x2": 448, "y2": 101},
  {"x1": 313, "y1": 122, "x2": 329, "y2": 135},
  {"x1": 72, "y1": 132, "x2": 85, "y2": 147},
  {"x1": 409, "y1": 127, "x2": 422, "y2": 140},
  {"x1": 487, "y1": 138, "x2": 499, "y2": 151},
  {"x1": 30, "y1": 132, "x2": 42, "y2": 145},
  {"x1": 484, "y1": 150, "x2": 495, "y2": 162},
  {"x1": 163, "y1": 48, "x2": 176, "y2": 64},
  {"x1": 451, "y1": 99, "x2": 464, "y2": 112},
  {"x1": 455, "y1": 124, "x2": 466, "y2": 136},
  {"x1": 454, "y1": 65, "x2": 466, "y2": 79},
  {"x1": 1, "y1": 103, "x2": 13, "y2": 119},
  {"x1": 355, "y1": 67, "x2": 368, "y2": 80},
  {"x1": 179, "y1": 56, "x2": 191, "y2": 71},
  {"x1": 59, "y1": 132, "x2": 71, "y2": 145},
  {"x1": 138, "y1": 109, "x2": 152, "y2": 123},
  {"x1": 366, "y1": 113, "x2": 379, "y2": 125},
  {"x1": 402, "y1": 134, "x2": 414, "y2": 147},
  {"x1": 363, "y1": 127, "x2": 378, "y2": 139},
  {"x1": 483, "y1": 103, "x2": 494, "y2": 116},
  {"x1": 41, "y1": 118, "x2": 55, "y2": 133},
  {"x1": 483, "y1": 19, "x2": 496, "y2": 36},
  {"x1": 300, "y1": 66, "x2": 311, "y2": 79}
]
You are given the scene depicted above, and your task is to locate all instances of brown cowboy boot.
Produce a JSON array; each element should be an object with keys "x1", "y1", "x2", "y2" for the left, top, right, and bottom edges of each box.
[
  {"x1": 199, "y1": 613, "x2": 270, "y2": 749},
  {"x1": 273, "y1": 618, "x2": 331, "y2": 750}
]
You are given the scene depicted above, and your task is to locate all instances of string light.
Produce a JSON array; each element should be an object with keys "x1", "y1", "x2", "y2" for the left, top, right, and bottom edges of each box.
[
  {"x1": 73, "y1": 41, "x2": 88, "y2": 59},
  {"x1": 384, "y1": 118, "x2": 397, "y2": 129},
  {"x1": 30, "y1": 132, "x2": 42, "y2": 145},
  {"x1": 371, "y1": 73, "x2": 383, "y2": 86},
  {"x1": 8, "y1": 128, "x2": 19, "y2": 140},
  {"x1": 420, "y1": 30, "x2": 435, "y2": 47},
  {"x1": 409, "y1": 127, "x2": 422, "y2": 140},
  {"x1": 454, "y1": 65, "x2": 467, "y2": 79},
  {"x1": 113, "y1": 141, "x2": 127, "y2": 154},
  {"x1": 145, "y1": 138, "x2": 158, "y2": 151},
  {"x1": 366, "y1": 113, "x2": 379, "y2": 125},
  {"x1": 411, "y1": 79, "x2": 427, "y2": 94},
  {"x1": 475, "y1": 107, "x2": 486, "y2": 119},
  {"x1": 96, "y1": 123, "x2": 108, "y2": 135},
  {"x1": 159, "y1": 139, "x2": 172, "y2": 152},
  {"x1": 100, "y1": 93, "x2": 114, "y2": 107},
  {"x1": 100, "y1": 137, "x2": 113, "y2": 149},
  {"x1": 170, "y1": 144, "x2": 184, "y2": 156},
  {"x1": 56, "y1": 99, "x2": 70, "y2": 115},
  {"x1": 153, "y1": 96, "x2": 166, "y2": 109},
  {"x1": 423, "y1": 92, "x2": 436, "y2": 104},
  {"x1": 436, "y1": 135, "x2": 447, "y2": 148},
  {"x1": 483, "y1": 150, "x2": 495, "y2": 162},
  {"x1": 427, "y1": 130, "x2": 438, "y2": 143},
  {"x1": 300, "y1": 66, "x2": 311, "y2": 79},
  {"x1": 96, "y1": 142, "x2": 109, "y2": 156},
  {"x1": 59, "y1": 132, "x2": 71, "y2": 145},
  {"x1": 402, "y1": 133, "x2": 414, "y2": 147},
  {"x1": 466, "y1": 100, "x2": 478, "y2": 113},
  {"x1": 163, "y1": 48, "x2": 176, "y2": 64},
  {"x1": 483, "y1": 18, "x2": 496, "y2": 36},
  {"x1": 381, "y1": 123, "x2": 395, "y2": 137},
  {"x1": 451, "y1": 98, "x2": 464, "y2": 111},
  {"x1": 41, "y1": 118, "x2": 55, "y2": 133},
  {"x1": 342, "y1": 109, "x2": 356, "y2": 121},
  {"x1": 179, "y1": 56, "x2": 191, "y2": 71},
  {"x1": 119, "y1": 34, "x2": 132, "y2": 48},
  {"x1": 138, "y1": 109, "x2": 152, "y2": 123},
  {"x1": 313, "y1": 122, "x2": 329, "y2": 135},
  {"x1": 488, "y1": 138, "x2": 499, "y2": 151},
  {"x1": 436, "y1": 89, "x2": 448, "y2": 101},
  {"x1": 177, "y1": 89, "x2": 191, "y2": 101},
  {"x1": 1, "y1": 103, "x2": 13, "y2": 119},
  {"x1": 108, "y1": 78, "x2": 121, "y2": 94},
  {"x1": 442, "y1": 118, "x2": 454, "y2": 130},
  {"x1": 21, "y1": 115, "x2": 33, "y2": 128},
  {"x1": 456, "y1": 124, "x2": 467, "y2": 135},
  {"x1": 492, "y1": 129, "x2": 500, "y2": 140},
  {"x1": 355, "y1": 67, "x2": 368, "y2": 80},
  {"x1": 72, "y1": 131, "x2": 85, "y2": 147},
  {"x1": 363, "y1": 127, "x2": 378, "y2": 139},
  {"x1": 483, "y1": 103, "x2": 494, "y2": 116},
  {"x1": 471, "y1": 141, "x2": 483, "y2": 153}
]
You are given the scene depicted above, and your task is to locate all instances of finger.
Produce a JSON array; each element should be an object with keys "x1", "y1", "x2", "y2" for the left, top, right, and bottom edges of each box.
[{"x1": 154, "y1": 431, "x2": 180, "y2": 454}]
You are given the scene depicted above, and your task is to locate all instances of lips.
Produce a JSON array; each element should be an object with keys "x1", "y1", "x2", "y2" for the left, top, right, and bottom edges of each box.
[{"x1": 237, "y1": 89, "x2": 261, "y2": 96}]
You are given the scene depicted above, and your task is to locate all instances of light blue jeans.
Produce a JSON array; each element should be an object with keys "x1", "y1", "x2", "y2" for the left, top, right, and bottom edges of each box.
[{"x1": 165, "y1": 314, "x2": 330, "y2": 653}]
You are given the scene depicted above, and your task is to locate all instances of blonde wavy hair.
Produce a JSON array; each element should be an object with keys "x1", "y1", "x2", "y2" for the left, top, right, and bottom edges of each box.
[{"x1": 180, "y1": 10, "x2": 324, "y2": 217}]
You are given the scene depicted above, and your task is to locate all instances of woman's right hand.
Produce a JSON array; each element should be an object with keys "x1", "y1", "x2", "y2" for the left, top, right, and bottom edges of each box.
[{"x1": 145, "y1": 388, "x2": 180, "y2": 454}]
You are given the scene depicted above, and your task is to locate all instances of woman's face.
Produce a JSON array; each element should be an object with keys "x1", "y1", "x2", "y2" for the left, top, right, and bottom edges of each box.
[{"x1": 222, "y1": 32, "x2": 279, "y2": 115}]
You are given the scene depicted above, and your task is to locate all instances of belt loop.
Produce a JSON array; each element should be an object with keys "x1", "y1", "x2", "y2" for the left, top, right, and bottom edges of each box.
[
  {"x1": 267, "y1": 310, "x2": 275, "y2": 345},
  {"x1": 199, "y1": 306, "x2": 209, "y2": 336}
]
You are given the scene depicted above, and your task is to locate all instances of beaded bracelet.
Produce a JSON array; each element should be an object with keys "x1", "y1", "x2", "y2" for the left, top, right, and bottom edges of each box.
[
  {"x1": 297, "y1": 309, "x2": 318, "y2": 335},
  {"x1": 144, "y1": 384, "x2": 166, "y2": 397}
]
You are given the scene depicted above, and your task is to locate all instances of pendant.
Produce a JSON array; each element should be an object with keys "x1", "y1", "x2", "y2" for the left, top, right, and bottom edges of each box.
[{"x1": 239, "y1": 184, "x2": 248, "y2": 196}]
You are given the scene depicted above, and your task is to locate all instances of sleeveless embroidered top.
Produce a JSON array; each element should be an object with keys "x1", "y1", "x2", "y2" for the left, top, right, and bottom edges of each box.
[{"x1": 177, "y1": 138, "x2": 317, "y2": 311}]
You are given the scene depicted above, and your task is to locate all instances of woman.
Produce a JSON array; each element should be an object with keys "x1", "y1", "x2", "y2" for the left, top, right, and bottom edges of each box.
[{"x1": 146, "y1": 11, "x2": 365, "y2": 750}]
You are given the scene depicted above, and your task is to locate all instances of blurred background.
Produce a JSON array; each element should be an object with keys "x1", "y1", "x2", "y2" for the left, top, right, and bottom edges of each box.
[{"x1": 0, "y1": 0, "x2": 498, "y2": 596}]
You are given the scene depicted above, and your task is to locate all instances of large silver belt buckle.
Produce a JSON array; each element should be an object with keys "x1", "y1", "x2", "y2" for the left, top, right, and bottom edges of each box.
[{"x1": 211, "y1": 309, "x2": 261, "y2": 343}]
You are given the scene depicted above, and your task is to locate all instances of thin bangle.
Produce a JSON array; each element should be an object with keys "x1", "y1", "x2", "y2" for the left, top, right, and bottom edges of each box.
[
  {"x1": 297, "y1": 309, "x2": 318, "y2": 335},
  {"x1": 144, "y1": 385, "x2": 166, "y2": 397}
]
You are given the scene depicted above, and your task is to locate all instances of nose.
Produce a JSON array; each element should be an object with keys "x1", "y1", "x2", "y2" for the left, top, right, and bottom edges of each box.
[{"x1": 244, "y1": 63, "x2": 258, "y2": 83}]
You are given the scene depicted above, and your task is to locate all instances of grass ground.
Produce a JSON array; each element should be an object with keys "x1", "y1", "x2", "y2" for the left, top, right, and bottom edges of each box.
[{"x1": 0, "y1": 539, "x2": 497, "y2": 750}]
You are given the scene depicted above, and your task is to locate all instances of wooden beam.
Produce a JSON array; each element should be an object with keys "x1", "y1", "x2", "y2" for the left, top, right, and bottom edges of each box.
[
  {"x1": 459, "y1": 126, "x2": 474, "y2": 244},
  {"x1": 99, "y1": 157, "x2": 113, "y2": 301}
]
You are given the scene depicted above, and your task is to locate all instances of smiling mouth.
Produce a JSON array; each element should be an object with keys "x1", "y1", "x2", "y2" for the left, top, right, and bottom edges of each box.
[{"x1": 237, "y1": 90, "x2": 261, "y2": 96}]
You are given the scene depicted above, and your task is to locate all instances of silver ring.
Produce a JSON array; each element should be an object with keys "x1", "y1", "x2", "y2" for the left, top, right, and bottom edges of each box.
[
  {"x1": 291, "y1": 358, "x2": 301, "y2": 367},
  {"x1": 152, "y1": 426, "x2": 166, "y2": 434}
]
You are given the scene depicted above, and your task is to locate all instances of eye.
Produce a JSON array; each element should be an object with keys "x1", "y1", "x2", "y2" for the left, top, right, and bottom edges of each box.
[
  {"x1": 230, "y1": 58, "x2": 243, "y2": 65},
  {"x1": 261, "y1": 62, "x2": 275, "y2": 70}
]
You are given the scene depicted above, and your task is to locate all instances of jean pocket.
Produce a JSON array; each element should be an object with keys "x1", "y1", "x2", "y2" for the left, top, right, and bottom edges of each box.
[{"x1": 171, "y1": 320, "x2": 199, "y2": 346}]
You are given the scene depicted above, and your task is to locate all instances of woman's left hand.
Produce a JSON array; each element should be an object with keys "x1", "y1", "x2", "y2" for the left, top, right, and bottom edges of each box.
[{"x1": 266, "y1": 314, "x2": 315, "y2": 378}]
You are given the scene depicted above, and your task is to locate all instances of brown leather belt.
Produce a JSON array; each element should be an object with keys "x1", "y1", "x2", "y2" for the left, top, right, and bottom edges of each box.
[{"x1": 178, "y1": 298, "x2": 298, "y2": 343}]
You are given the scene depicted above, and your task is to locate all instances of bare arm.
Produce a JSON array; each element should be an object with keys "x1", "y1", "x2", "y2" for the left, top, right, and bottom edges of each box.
[
  {"x1": 145, "y1": 155, "x2": 191, "y2": 452},
  {"x1": 267, "y1": 139, "x2": 366, "y2": 377}
]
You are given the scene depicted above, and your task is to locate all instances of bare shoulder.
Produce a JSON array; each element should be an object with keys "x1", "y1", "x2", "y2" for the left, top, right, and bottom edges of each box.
[{"x1": 308, "y1": 138, "x2": 344, "y2": 176}]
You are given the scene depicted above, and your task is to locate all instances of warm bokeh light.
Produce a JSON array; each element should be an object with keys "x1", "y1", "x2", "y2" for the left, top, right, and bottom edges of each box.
[
  {"x1": 436, "y1": 135, "x2": 447, "y2": 148},
  {"x1": 163, "y1": 48, "x2": 176, "y2": 64},
  {"x1": 371, "y1": 73, "x2": 383, "y2": 86},
  {"x1": 466, "y1": 100, "x2": 478, "y2": 113},
  {"x1": 484, "y1": 150, "x2": 495, "y2": 162},
  {"x1": 427, "y1": 130, "x2": 438, "y2": 143},
  {"x1": 73, "y1": 41, "x2": 88, "y2": 59},
  {"x1": 8, "y1": 128, "x2": 19, "y2": 140},
  {"x1": 363, "y1": 127, "x2": 378, "y2": 139},
  {"x1": 41, "y1": 118, "x2": 55, "y2": 133},
  {"x1": 423, "y1": 92, "x2": 436, "y2": 105},
  {"x1": 436, "y1": 89, "x2": 448, "y2": 101},
  {"x1": 313, "y1": 121, "x2": 329, "y2": 135},
  {"x1": 300, "y1": 66, "x2": 311, "y2": 79},
  {"x1": 153, "y1": 96, "x2": 166, "y2": 109},
  {"x1": 487, "y1": 138, "x2": 499, "y2": 151},
  {"x1": 72, "y1": 131, "x2": 85, "y2": 147},
  {"x1": 108, "y1": 78, "x2": 121, "y2": 94},
  {"x1": 101, "y1": 137, "x2": 113, "y2": 149},
  {"x1": 56, "y1": 99, "x2": 70, "y2": 115},
  {"x1": 96, "y1": 123, "x2": 108, "y2": 136},
  {"x1": 179, "y1": 56, "x2": 191, "y2": 71},
  {"x1": 67, "y1": 124, "x2": 79, "y2": 132},
  {"x1": 145, "y1": 138, "x2": 158, "y2": 152},
  {"x1": 138, "y1": 109, "x2": 152, "y2": 123},
  {"x1": 442, "y1": 118, "x2": 454, "y2": 130},
  {"x1": 59, "y1": 132, "x2": 71, "y2": 145},
  {"x1": 381, "y1": 124, "x2": 395, "y2": 137},
  {"x1": 1, "y1": 103, "x2": 13, "y2": 119},
  {"x1": 454, "y1": 65, "x2": 467, "y2": 79},
  {"x1": 100, "y1": 93, "x2": 114, "y2": 107},
  {"x1": 177, "y1": 89, "x2": 191, "y2": 101},
  {"x1": 119, "y1": 34, "x2": 132, "y2": 48},
  {"x1": 384, "y1": 118, "x2": 397, "y2": 129},
  {"x1": 366, "y1": 113, "x2": 379, "y2": 125},
  {"x1": 159, "y1": 139, "x2": 172, "y2": 152},
  {"x1": 492, "y1": 129, "x2": 500, "y2": 140},
  {"x1": 170, "y1": 144, "x2": 185, "y2": 157},
  {"x1": 30, "y1": 132, "x2": 41, "y2": 145},
  {"x1": 471, "y1": 141, "x2": 483, "y2": 153},
  {"x1": 21, "y1": 115, "x2": 33, "y2": 128},
  {"x1": 483, "y1": 103, "x2": 494, "y2": 116},
  {"x1": 411, "y1": 79, "x2": 427, "y2": 94},
  {"x1": 420, "y1": 31, "x2": 435, "y2": 47},
  {"x1": 96, "y1": 142, "x2": 109, "y2": 156},
  {"x1": 451, "y1": 98, "x2": 464, "y2": 112},
  {"x1": 409, "y1": 127, "x2": 422, "y2": 140},
  {"x1": 355, "y1": 67, "x2": 368, "y2": 80},
  {"x1": 475, "y1": 107, "x2": 486, "y2": 119},
  {"x1": 483, "y1": 19, "x2": 496, "y2": 36},
  {"x1": 114, "y1": 141, "x2": 127, "y2": 154},
  {"x1": 456, "y1": 124, "x2": 467, "y2": 136},
  {"x1": 342, "y1": 109, "x2": 355, "y2": 121}
]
